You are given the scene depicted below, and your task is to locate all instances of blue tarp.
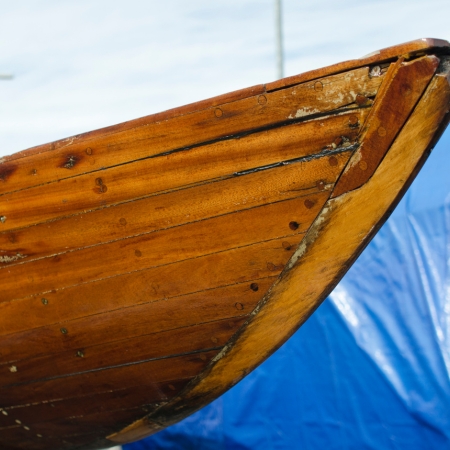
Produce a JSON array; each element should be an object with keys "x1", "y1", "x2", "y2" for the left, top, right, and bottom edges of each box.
[{"x1": 125, "y1": 128, "x2": 450, "y2": 450}]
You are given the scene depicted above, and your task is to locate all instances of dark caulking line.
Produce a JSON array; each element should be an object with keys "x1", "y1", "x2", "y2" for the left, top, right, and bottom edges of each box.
[
  {"x1": 150, "y1": 107, "x2": 367, "y2": 160},
  {"x1": 0, "y1": 106, "x2": 367, "y2": 199},
  {"x1": 4, "y1": 347, "x2": 222, "y2": 389},
  {"x1": 233, "y1": 143, "x2": 358, "y2": 177}
]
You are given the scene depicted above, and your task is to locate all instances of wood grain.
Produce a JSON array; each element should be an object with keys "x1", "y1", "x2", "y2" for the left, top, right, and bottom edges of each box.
[
  {"x1": 0, "y1": 236, "x2": 297, "y2": 338},
  {"x1": 0, "y1": 185, "x2": 334, "y2": 302},
  {"x1": 0, "y1": 277, "x2": 274, "y2": 365},
  {"x1": 0, "y1": 114, "x2": 359, "y2": 263},
  {"x1": 109, "y1": 64, "x2": 450, "y2": 444},
  {"x1": 0, "y1": 317, "x2": 247, "y2": 387},
  {"x1": 0, "y1": 350, "x2": 218, "y2": 408},
  {"x1": 332, "y1": 55, "x2": 439, "y2": 196},
  {"x1": 0, "y1": 67, "x2": 381, "y2": 198}
]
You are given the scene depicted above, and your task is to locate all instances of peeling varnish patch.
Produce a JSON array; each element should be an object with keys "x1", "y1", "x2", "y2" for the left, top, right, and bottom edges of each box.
[
  {"x1": 0, "y1": 253, "x2": 27, "y2": 264},
  {"x1": 288, "y1": 107, "x2": 321, "y2": 119}
]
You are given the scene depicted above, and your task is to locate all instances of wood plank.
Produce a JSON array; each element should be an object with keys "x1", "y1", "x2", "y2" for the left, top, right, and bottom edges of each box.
[
  {"x1": 266, "y1": 38, "x2": 448, "y2": 91},
  {"x1": 28, "y1": 407, "x2": 146, "y2": 438},
  {"x1": 0, "y1": 279, "x2": 273, "y2": 366},
  {"x1": 0, "y1": 316, "x2": 247, "y2": 387},
  {"x1": 0, "y1": 109, "x2": 363, "y2": 234},
  {"x1": 0, "y1": 67, "x2": 382, "y2": 197},
  {"x1": 0, "y1": 426, "x2": 63, "y2": 449},
  {"x1": 1, "y1": 379, "x2": 191, "y2": 426},
  {"x1": 0, "y1": 187, "x2": 332, "y2": 302},
  {"x1": 0, "y1": 235, "x2": 296, "y2": 338},
  {"x1": 0, "y1": 112, "x2": 359, "y2": 266},
  {"x1": 111, "y1": 68, "x2": 450, "y2": 442},
  {"x1": 332, "y1": 55, "x2": 439, "y2": 197},
  {"x1": 0, "y1": 350, "x2": 218, "y2": 408}
]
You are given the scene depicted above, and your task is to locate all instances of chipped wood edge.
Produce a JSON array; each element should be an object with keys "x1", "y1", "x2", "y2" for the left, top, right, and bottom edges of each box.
[{"x1": 107, "y1": 64, "x2": 450, "y2": 446}]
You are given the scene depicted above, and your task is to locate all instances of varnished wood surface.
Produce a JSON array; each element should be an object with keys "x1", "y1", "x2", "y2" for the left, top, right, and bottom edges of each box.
[
  {"x1": 0, "y1": 39, "x2": 449, "y2": 449},
  {"x1": 109, "y1": 52, "x2": 450, "y2": 446}
]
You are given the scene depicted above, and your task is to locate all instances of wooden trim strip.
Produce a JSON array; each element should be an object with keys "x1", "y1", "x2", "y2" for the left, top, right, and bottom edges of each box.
[{"x1": 332, "y1": 55, "x2": 439, "y2": 197}]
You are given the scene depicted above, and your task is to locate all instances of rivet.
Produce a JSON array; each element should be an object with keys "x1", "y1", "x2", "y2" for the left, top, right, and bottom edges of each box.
[
  {"x1": 359, "y1": 161, "x2": 368, "y2": 171},
  {"x1": 258, "y1": 95, "x2": 267, "y2": 105},
  {"x1": 76, "y1": 350, "x2": 84, "y2": 358},
  {"x1": 0, "y1": 216, "x2": 6, "y2": 223},
  {"x1": 85, "y1": 147, "x2": 93, "y2": 155},
  {"x1": 235, "y1": 302, "x2": 244, "y2": 310},
  {"x1": 15, "y1": 419, "x2": 21, "y2": 424},
  {"x1": 289, "y1": 221, "x2": 299, "y2": 231},
  {"x1": 211, "y1": 337, "x2": 218, "y2": 344},
  {"x1": 214, "y1": 108, "x2": 223, "y2": 118},
  {"x1": 95, "y1": 177, "x2": 103, "y2": 186},
  {"x1": 355, "y1": 94, "x2": 368, "y2": 106},
  {"x1": 282, "y1": 241, "x2": 292, "y2": 250},
  {"x1": 41, "y1": 298, "x2": 48, "y2": 305},
  {"x1": 119, "y1": 218, "x2": 127, "y2": 226},
  {"x1": 304, "y1": 199, "x2": 315, "y2": 209},
  {"x1": 250, "y1": 282, "x2": 259, "y2": 292},
  {"x1": 316, "y1": 180, "x2": 325, "y2": 191},
  {"x1": 199, "y1": 354, "x2": 207, "y2": 361},
  {"x1": 334, "y1": 137, "x2": 343, "y2": 146},
  {"x1": 328, "y1": 156, "x2": 338, "y2": 166},
  {"x1": 348, "y1": 116, "x2": 359, "y2": 128},
  {"x1": 378, "y1": 126, "x2": 387, "y2": 137},
  {"x1": 23, "y1": 426, "x2": 30, "y2": 431},
  {"x1": 9, "y1": 366, "x2": 17, "y2": 373},
  {"x1": 31, "y1": 169, "x2": 37, "y2": 175},
  {"x1": 314, "y1": 81, "x2": 323, "y2": 91},
  {"x1": 1, "y1": 410, "x2": 8, "y2": 416},
  {"x1": 60, "y1": 327, "x2": 68, "y2": 335},
  {"x1": 168, "y1": 384, "x2": 176, "y2": 391},
  {"x1": 135, "y1": 249, "x2": 142, "y2": 257}
]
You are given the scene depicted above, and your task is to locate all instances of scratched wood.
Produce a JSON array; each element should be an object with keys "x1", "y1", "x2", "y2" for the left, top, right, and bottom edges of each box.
[
  {"x1": 108, "y1": 59, "x2": 450, "y2": 445},
  {"x1": 0, "y1": 116, "x2": 359, "y2": 263}
]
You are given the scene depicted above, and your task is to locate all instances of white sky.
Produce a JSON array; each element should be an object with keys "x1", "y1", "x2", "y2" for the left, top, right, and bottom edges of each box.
[{"x1": 1, "y1": 0, "x2": 449, "y2": 156}]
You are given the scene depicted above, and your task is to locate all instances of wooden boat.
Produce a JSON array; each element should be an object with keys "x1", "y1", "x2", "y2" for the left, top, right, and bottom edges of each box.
[{"x1": 1, "y1": 38, "x2": 449, "y2": 449}]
